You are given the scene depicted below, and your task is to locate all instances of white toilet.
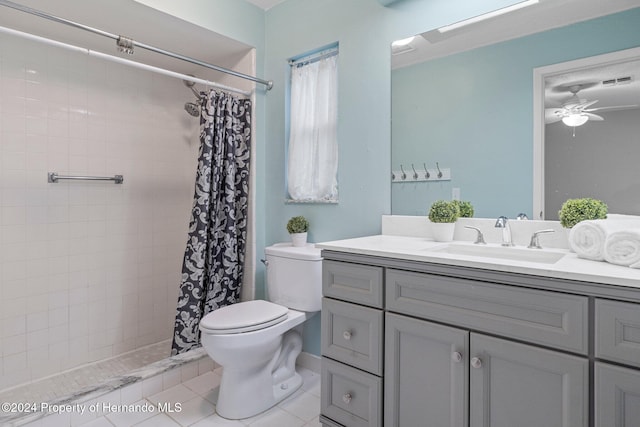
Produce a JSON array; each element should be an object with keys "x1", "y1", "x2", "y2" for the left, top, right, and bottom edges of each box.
[{"x1": 199, "y1": 243, "x2": 322, "y2": 420}]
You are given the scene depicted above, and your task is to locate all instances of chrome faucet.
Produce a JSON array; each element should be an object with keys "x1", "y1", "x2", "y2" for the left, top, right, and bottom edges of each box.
[
  {"x1": 464, "y1": 226, "x2": 486, "y2": 244},
  {"x1": 495, "y1": 216, "x2": 514, "y2": 247},
  {"x1": 528, "y1": 229, "x2": 555, "y2": 249}
]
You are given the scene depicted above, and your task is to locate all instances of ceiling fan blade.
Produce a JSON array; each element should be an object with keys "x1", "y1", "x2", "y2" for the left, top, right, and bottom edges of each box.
[
  {"x1": 586, "y1": 104, "x2": 639, "y2": 112},
  {"x1": 578, "y1": 99, "x2": 599, "y2": 109},
  {"x1": 584, "y1": 112, "x2": 604, "y2": 121},
  {"x1": 545, "y1": 108, "x2": 564, "y2": 123}
]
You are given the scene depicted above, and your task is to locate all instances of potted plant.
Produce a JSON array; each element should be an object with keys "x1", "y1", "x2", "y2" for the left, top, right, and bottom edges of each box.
[
  {"x1": 558, "y1": 198, "x2": 608, "y2": 228},
  {"x1": 453, "y1": 200, "x2": 474, "y2": 218},
  {"x1": 286, "y1": 215, "x2": 310, "y2": 247},
  {"x1": 428, "y1": 200, "x2": 460, "y2": 242}
]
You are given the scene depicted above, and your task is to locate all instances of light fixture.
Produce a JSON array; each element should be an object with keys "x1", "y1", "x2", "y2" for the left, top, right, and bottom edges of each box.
[
  {"x1": 562, "y1": 114, "x2": 589, "y2": 127},
  {"x1": 392, "y1": 36, "x2": 415, "y2": 47},
  {"x1": 437, "y1": 0, "x2": 539, "y2": 33}
]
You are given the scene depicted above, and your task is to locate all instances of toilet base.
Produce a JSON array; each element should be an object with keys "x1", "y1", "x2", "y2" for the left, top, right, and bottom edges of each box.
[
  {"x1": 216, "y1": 369, "x2": 303, "y2": 420},
  {"x1": 211, "y1": 327, "x2": 306, "y2": 420}
]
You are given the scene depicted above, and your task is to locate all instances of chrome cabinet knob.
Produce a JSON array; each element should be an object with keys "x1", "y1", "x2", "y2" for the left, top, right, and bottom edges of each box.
[
  {"x1": 343, "y1": 330, "x2": 352, "y2": 340},
  {"x1": 451, "y1": 351, "x2": 463, "y2": 363},
  {"x1": 343, "y1": 393, "x2": 352, "y2": 404},
  {"x1": 471, "y1": 357, "x2": 483, "y2": 369}
]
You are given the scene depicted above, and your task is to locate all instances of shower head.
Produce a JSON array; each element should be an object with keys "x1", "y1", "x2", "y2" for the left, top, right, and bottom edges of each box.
[{"x1": 184, "y1": 102, "x2": 200, "y2": 117}]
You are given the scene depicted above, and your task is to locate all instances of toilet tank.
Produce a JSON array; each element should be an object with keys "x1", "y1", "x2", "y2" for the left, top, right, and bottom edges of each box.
[{"x1": 265, "y1": 243, "x2": 322, "y2": 312}]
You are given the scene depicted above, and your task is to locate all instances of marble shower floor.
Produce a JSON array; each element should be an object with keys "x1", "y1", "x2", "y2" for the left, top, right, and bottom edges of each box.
[{"x1": 0, "y1": 341, "x2": 172, "y2": 405}]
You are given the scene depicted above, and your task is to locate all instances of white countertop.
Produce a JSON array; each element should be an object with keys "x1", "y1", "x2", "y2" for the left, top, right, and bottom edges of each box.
[{"x1": 316, "y1": 234, "x2": 640, "y2": 290}]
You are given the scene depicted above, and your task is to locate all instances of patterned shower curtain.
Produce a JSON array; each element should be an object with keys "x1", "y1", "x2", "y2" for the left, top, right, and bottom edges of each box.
[{"x1": 171, "y1": 90, "x2": 252, "y2": 355}]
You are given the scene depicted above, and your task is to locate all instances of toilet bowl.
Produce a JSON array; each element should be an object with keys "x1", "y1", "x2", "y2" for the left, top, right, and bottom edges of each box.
[{"x1": 199, "y1": 243, "x2": 322, "y2": 419}]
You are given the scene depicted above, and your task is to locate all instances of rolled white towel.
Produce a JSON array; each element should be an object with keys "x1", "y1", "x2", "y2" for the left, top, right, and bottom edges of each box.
[
  {"x1": 569, "y1": 219, "x2": 640, "y2": 261},
  {"x1": 569, "y1": 221, "x2": 607, "y2": 260},
  {"x1": 604, "y1": 229, "x2": 640, "y2": 267}
]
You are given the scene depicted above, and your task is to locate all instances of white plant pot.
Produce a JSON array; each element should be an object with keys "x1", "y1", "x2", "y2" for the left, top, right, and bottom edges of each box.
[
  {"x1": 431, "y1": 222, "x2": 456, "y2": 242},
  {"x1": 290, "y1": 232, "x2": 308, "y2": 247}
]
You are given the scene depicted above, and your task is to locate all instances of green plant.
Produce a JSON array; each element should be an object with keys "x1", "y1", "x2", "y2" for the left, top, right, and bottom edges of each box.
[
  {"x1": 286, "y1": 216, "x2": 309, "y2": 234},
  {"x1": 453, "y1": 200, "x2": 474, "y2": 218},
  {"x1": 428, "y1": 200, "x2": 460, "y2": 223},
  {"x1": 558, "y1": 198, "x2": 608, "y2": 228}
]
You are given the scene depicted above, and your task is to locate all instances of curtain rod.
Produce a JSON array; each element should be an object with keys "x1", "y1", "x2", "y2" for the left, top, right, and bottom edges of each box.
[
  {"x1": 0, "y1": 0, "x2": 273, "y2": 90},
  {"x1": 289, "y1": 47, "x2": 338, "y2": 66},
  {"x1": 0, "y1": 25, "x2": 252, "y2": 96}
]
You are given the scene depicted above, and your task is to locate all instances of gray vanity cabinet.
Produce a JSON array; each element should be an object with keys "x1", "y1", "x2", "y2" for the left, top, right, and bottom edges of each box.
[
  {"x1": 384, "y1": 312, "x2": 588, "y2": 427},
  {"x1": 469, "y1": 334, "x2": 588, "y2": 427},
  {"x1": 319, "y1": 250, "x2": 640, "y2": 427},
  {"x1": 595, "y1": 363, "x2": 640, "y2": 426},
  {"x1": 384, "y1": 313, "x2": 469, "y2": 427},
  {"x1": 594, "y1": 299, "x2": 640, "y2": 426},
  {"x1": 321, "y1": 260, "x2": 385, "y2": 427}
]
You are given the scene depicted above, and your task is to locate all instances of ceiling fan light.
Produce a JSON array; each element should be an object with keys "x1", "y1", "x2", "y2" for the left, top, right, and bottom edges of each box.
[{"x1": 562, "y1": 114, "x2": 589, "y2": 127}]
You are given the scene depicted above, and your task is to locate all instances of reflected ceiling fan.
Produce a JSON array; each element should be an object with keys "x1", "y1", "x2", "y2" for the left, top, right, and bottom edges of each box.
[{"x1": 545, "y1": 83, "x2": 637, "y2": 127}]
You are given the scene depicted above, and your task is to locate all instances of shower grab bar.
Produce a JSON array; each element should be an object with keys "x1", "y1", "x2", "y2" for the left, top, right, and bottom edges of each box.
[{"x1": 48, "y1": 172, "x2": 124, "y2": 184}]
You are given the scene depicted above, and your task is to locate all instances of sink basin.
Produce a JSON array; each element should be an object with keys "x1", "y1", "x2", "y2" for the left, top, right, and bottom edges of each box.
[{"x1": 429, "y1": 243, "x2": 566, "y2": 264}]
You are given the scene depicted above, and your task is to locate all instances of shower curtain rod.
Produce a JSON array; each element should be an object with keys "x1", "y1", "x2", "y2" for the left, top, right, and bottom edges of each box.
[
  {"x1": 0, "y1": 0, "x2": 273, "y2": 91},
  {"x1": 0, "y1": 25, "x2": 252, "y2": 96}
]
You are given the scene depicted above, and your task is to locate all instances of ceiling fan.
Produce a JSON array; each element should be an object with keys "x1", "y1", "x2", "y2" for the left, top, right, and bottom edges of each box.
[{"x1": 545, "y1": 83, "x2": 636, "y2": 127}]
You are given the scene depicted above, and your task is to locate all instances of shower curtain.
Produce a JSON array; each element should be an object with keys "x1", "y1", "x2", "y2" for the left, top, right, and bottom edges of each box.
[{"x1": 171, "y1": 90, "x2": 252, "y2": 355}]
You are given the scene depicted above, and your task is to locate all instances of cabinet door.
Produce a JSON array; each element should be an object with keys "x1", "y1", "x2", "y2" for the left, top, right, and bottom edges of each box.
[
  {"x1": 385, "y1": 313, "x2": 469, "y2": 427},
  {"x1": 469, "y1": 334, "x2": 588, "y2": 427},
  {"x1": 595, "y1": 362, "x2": 640, "y2": 426}
]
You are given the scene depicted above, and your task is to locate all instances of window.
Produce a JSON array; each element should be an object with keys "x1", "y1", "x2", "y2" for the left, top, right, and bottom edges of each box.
[{"x1": 287, "y1": 47, "x2": 338, "y2": 203}]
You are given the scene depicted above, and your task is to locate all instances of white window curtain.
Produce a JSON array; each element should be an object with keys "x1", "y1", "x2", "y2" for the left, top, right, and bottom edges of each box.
[{"x1": 287, "y1": 53, "x2": 338, "y2": 202}]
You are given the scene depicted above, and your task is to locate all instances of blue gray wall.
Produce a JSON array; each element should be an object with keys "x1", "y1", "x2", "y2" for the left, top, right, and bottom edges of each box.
[{"x1": 263, "y1": 0, "x2": 524, "y2": 355}]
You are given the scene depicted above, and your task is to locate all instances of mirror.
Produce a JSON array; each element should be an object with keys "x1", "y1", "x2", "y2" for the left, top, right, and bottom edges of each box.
[
  {"x1": 533, "y1": 48, "x2": 640, "y2": 219},
  {"x1": 391, "y1": 4, "x2": 640, "y2": 218}
]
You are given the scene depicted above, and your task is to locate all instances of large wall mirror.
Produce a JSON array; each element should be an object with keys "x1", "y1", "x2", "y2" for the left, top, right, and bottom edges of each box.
[{"x1": 391, "y1": 3, "x2": 640, "y2": 219}]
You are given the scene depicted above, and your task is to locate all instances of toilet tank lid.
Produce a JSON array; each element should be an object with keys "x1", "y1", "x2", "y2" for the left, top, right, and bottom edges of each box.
[{"x1": 265, "y1": 243, "x2": 322, "y2": 261}]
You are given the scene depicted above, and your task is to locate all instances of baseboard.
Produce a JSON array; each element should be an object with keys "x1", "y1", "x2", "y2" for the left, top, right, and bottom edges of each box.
[{"x1": 296, "y1": 351, "x2": 321, "y2": 373}]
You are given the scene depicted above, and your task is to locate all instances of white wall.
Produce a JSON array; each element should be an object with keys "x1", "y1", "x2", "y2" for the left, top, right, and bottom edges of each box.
[{"x1": 0, "y1": 32, "x2": 201, "y2": 389}]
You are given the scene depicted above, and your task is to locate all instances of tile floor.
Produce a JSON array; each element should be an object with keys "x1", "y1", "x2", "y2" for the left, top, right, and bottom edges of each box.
[{"x1": 24, "y1": 366, "x2": 321, "y2": 427}]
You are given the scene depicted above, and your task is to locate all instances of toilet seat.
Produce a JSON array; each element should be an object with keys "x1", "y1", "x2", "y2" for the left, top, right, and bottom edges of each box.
[{"x1": 199, "y1": 300, "x2": 289, "y2": 334}]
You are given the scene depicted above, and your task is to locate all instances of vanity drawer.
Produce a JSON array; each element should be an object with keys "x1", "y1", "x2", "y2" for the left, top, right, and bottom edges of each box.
[
  {"x1": 321, "y1": 298, "x2": 384, "y2": 375},
  {"x1": 596, "y1": 299, "x2": 640, "y2": 368},
  {"x1": 386, "y1": 269, "x2": 589, "y2": 354},
  {"x1": 323, "y1": 260, "x2": 384, "y2": 308},
  {"x1": 321, "y1": 357, "x2": 382, "y2": 427}
]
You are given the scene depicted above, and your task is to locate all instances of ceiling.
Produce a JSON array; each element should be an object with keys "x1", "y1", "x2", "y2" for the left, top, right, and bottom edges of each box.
[
  {"x1": 390, "y1": 0, "x2": 640, "y2": 116},
  {"x1": 244, "y1": 0, "x2": 288, "y2": 10},
  {"x1": 392, "y1": 0, "x2": 640, "y2": 69},
  {"x1": 544, "y1": 58, "x2": 640, "y2": 114}
]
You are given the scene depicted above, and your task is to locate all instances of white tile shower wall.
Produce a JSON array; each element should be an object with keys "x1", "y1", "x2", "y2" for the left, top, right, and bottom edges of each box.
[{"x1": 0, "y1": 33, "x2": 201, "y2": 389}]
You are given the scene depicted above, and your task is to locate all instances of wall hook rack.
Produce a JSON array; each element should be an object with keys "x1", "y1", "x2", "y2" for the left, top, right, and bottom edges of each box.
[{"x1": 392, "y1": 163, "x2": 451, "y2": 183}]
